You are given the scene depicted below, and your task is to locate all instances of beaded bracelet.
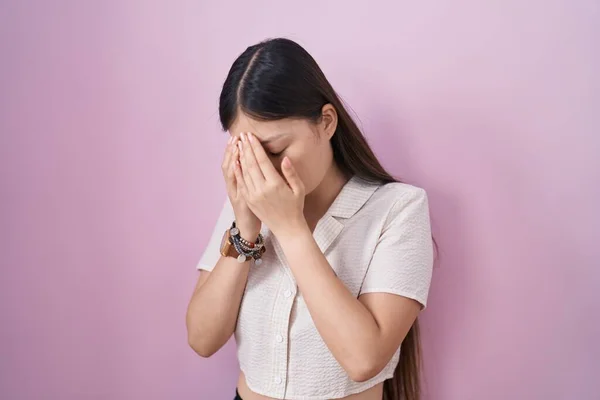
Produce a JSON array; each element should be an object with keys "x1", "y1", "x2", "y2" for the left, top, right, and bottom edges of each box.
[
  {"x1": 229, "y1": 222, "x2": 266, "y2": 265},
  {"x1": 230, "y1": 231, "x2": 265, "y2": 264}
]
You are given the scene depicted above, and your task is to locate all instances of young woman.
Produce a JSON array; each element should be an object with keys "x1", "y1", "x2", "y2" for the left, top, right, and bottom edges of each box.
[{"x1": 186, "y1": 38, "x2": 434, "y2": 400}]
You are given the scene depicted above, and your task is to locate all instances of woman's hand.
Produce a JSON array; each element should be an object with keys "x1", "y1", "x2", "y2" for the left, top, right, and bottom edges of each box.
[
  {"x1": 222, "y1": 135, "x2": 261, "y2": 241},
  {"x1": 233, "y1": 132, "x2": 307, "y2": 238}
]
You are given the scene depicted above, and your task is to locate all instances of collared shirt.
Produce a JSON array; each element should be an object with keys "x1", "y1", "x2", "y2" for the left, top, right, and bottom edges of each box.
[{"x1": 197, "y1": 176, "x2": 434, "y2": 400}]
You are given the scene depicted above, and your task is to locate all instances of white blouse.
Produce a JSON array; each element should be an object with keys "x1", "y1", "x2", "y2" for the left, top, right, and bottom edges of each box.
[{"x1": 197, "y1": 176, "x2": 434, "y2": 400}]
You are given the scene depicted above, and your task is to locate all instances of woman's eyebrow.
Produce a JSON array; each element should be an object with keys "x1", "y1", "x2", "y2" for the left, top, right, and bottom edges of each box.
[{"x1": 260, "y1": 132, "x2": 288, "y2": 145}]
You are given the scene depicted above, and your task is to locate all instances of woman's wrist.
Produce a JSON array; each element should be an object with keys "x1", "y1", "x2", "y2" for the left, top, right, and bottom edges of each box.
[
  {"x1": 236, "y1": 222, "x2": 261, "y2": 243},
  {"x1": 274, "y1": 217, "x2": 311, "y2": 245}
]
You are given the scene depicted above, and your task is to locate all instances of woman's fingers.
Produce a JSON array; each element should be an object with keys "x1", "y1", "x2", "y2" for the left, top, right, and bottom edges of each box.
[
  {"x1": 234, "y1": 158, "x2": 249, "y2": 200},
  {"x1": 221, "y1": 136, "x2": 234, "y2": 175},
  {"x1": 222, "y1": 136, "x2": 238, "y2": 196},
  {"x1": 238, "y1": 139, "x2": 256, "y2": 193},
  {"x1": 240, "y1": 132, "x2": 266, "y2": 186},
  {"x1": 247, "y1": 132, "x2": 280, "y2": 182}
]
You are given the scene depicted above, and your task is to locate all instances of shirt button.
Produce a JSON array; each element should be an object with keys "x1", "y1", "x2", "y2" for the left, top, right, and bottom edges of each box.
[
  {"x1": 275, "y1": 334, "x2": 283, "y2": 343},
  {"x1": 284, "y1": 290, "x2": 292, "y2": 298},
  {"x1": 275, "y1": 376, "x2": 282, "y2": 384}
]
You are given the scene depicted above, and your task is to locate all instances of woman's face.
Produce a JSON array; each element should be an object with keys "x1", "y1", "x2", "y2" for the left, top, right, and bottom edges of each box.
[{"x1": 228, "y1": 107, "x2": 337, "y2": 195}]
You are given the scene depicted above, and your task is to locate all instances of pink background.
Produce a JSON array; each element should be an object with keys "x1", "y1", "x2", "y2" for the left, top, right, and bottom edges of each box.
[{"x1": 1, "y1": 1, "x2": 598, "y2": 399}]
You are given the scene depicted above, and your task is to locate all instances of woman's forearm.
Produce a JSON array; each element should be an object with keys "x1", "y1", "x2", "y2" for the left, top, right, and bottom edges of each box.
[
  {"x1": 277, "y1": 222, "x2": 383, "y2": 381},
  {"x1": 186, "y1": 256, "x2": 250, "y2": 357}
]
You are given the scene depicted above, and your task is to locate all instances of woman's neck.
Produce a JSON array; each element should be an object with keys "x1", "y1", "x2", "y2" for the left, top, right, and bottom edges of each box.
[{"x1": 303, "y1": 164, "x2": 350, "y2": 231}]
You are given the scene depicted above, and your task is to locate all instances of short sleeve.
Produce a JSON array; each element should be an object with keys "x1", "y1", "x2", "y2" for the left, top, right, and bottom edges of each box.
[
  {"x1": 359, "y1": 187, "x2": 434, "y2": 308},
  {"x1": 195, "y1": 198, "x2": 235, "y2": 271}
]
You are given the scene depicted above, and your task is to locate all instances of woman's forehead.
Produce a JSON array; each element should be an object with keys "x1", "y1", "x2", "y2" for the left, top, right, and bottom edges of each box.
[{"x1": 229, "y1": 114, "x2": 308, "y2": 141}]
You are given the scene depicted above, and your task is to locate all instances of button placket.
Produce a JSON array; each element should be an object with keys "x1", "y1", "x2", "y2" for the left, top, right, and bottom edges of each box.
[{"x1": 269, "y1": 277, "x2": 295, "y2": 398}]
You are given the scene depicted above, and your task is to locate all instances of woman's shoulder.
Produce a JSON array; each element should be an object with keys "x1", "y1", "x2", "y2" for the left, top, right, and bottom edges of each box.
[
  {"x1": 371, "y1": 180, "x2": 428, "y2": 205},
  {"x1": 343, "y1": 177, "x2": 429, "y2": 225},
  {"x1": 356, "y1": 179, "x2": 430, "y2": 225}
]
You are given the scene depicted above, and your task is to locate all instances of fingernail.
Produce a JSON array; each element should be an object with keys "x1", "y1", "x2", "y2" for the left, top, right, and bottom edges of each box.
[
  {"x1": 237, "y1": 142, "x2": 243, "y2": 151},
  {"x1": 248, "y1": 133, "x2": 254, "y2": 143},
  {"x1": 241, "y1": 132, "x2": 247, "y2": 142}
]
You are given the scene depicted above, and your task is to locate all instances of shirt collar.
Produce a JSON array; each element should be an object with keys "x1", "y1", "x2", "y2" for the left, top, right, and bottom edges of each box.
[{"x1": 326, "y1": 175, "x2": 381, "y2": 219}]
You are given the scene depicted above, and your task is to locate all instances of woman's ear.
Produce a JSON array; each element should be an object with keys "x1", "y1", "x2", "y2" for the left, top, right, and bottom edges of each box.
[{"x1": 319, "y1": 104, "x2": 338, "y2": 140}]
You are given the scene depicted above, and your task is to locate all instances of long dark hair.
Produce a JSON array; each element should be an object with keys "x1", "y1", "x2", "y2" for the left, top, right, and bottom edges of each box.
[{"x1": 218, "y1": 38, "x2": 422, "y2": 400}]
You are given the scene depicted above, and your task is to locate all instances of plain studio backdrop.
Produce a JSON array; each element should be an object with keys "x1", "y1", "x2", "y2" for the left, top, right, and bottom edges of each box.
[{"x1": 0, "y1": 1, "x2": 598, "y2": 399}]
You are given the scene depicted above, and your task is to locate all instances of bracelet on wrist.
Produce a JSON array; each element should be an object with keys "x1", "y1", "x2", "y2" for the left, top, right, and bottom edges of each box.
[{"x1": 228, "y1": 221, "x2": 265, "y2": 264}]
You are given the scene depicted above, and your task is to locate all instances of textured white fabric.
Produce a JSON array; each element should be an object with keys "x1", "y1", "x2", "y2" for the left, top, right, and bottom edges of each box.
[{"x1": 196, "y1": 176, "x2": 434, "y2": 399}]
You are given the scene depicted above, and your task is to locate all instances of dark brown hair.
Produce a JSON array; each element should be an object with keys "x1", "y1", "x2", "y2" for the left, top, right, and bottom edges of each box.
[{"x1": 219, "y1": 37, "x2": 423, "y2": 400}]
